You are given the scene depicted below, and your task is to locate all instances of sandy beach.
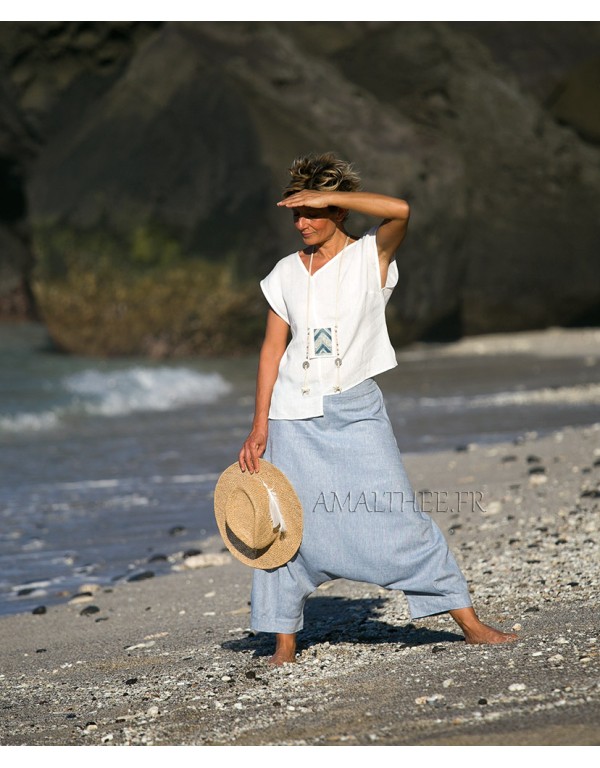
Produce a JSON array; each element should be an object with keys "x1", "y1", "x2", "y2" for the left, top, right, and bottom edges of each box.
[{"x1": 1, "y1": 413, "x2": 599, "y2": 746}]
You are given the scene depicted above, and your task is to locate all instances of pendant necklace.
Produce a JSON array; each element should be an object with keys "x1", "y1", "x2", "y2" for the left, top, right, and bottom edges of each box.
[{"x1": 301, "y1": 236, "x2": 349, "y2": 396}]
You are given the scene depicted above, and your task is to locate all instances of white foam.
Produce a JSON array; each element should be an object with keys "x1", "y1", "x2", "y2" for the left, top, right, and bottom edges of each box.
[
  {"x1": 414, "y1": 382, "x2": 600, "y2": 409},
  {"x1": 58, "y1": 479, "x2": 122, "y2": 490},
  {"x1": 0, "y1": 411, "x2": 60, "y2": 432},
  {"x1": 151, "y1": 473, "x2": 220, "y2": 484},
  {"x1": 0, "y1": 367, "x2": 233, "y2": 433},
  {"x1": 64, "y1": 367, "x2": 232, "y2": 416},
  {"x1": 43, "y1": 474, "x2": 218, "y2": 492},
  {"x1": 402, "y1": 328, "x2": 600, "y2": 359}
]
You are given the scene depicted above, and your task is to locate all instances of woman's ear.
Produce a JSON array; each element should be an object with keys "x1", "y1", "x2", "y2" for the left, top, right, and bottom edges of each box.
[{"x1": 334, "y1": 207, "x2": 348, "y2": 224}]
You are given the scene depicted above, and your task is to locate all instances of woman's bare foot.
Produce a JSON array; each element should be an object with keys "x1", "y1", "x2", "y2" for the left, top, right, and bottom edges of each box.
[
  {"x1": 269, "y1": 632, "x2": 297, "y2": 665},
  {"x1": 449, "y1": 607, "x2": 518, "y2": 644}
]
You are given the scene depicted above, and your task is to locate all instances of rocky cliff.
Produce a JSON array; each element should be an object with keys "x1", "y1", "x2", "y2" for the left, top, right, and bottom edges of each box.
[{"x1": 1, "y1": 21, "x2": 599, "y2": 355}]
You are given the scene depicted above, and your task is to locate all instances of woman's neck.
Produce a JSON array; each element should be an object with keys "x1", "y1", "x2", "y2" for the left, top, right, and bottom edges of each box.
[{"x1": 308, "y1": 230, "x2": 350, "y2": 260}]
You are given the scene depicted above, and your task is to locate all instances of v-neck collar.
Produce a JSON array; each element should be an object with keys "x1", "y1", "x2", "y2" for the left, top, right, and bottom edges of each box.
[{"x1": 296, "y1": 237, "x2": 358, "y2": 277}]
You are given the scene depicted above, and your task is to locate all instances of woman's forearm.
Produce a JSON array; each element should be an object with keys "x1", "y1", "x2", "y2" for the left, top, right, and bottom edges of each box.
[
  {"x1": 327, "y1": 191, "x2": 409, "y2": 221},
  {"x1": 253, "y1": 342, "x2": 282, "y2": 428},
  {"x1": 278, "y1": 189, "x2": 409, "y2": 222},
  {"x1": 240, "y1": 309, "x2": 289, "y2": 473}
]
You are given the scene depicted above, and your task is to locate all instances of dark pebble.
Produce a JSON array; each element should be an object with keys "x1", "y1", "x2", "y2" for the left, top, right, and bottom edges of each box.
[
  {"x1": 454, "y1": 445, "x2": 468, "y2": 452},
  {"x1": 501, "y1": 455, "x2": 518, "y2": 462},
  {"x1": 568, "y1": 581, "x2": 579, "y2": 587},
  {"x1": 478, "y1": 698, "x2": 488, "y2": 705},
  {"x1": 528, "y1": 466, "x2": 546, "y2": 475},
  {"x1": 95, "y1": 617, "x2": 109, "y2": 622},
  {"x1": 127, "y1": 571, "x2": 155, "y2": 582},
  {"x1": 183, "y1": 548, "x2": 203, "y2": 559},
  {"x1": 431, "y1": 645, "x2": 446, "y2": 654},
  {"x1": 527, "y1": 455, "x2": 542, "y2": 463},
  {"x1": 71, "y1": 591, "x2": 94, "y2": 599},
  {"x1": 245, "y1": 670, "x2": 257, "y2": 679},
  {"x1": 148, "y1": 554, "x2": 168, "y2": 563},
  {"x1": 65, "y1": 713, "x2": 76, "y2": 719},
  {"x1": 36, "y1": 648, "x2": 47, "y2": 653},
  {"x1": 524, "y1": 606, "x2": 540, "y2": 613},
  {"x1": 273, "y1": 701, "x2": 281, "y2": 707},
  {"x1": 32, "y1": 605, "x2": 47, "y2": 615},
  {"x1": 580, "y1": 489, "x2": 600, "y2": 498},
  {"x1": 80, "y1": 605, "x2": 100, "y2": 616},
  {"x1": 593, "y1": 459, "x2": 600, "y2": 467},
  {"x1": 18, "y1": 588, "x2": 36, "y2": 596},
  {"x1": 509, "y1": 538, "x2": 520, "y2": 545},
  {"x1": 169, "y1": 526, "x2": 186, "y2": 536},
  {"x1": 125, "y1": 677, "x2": 138, "y2": 685}
]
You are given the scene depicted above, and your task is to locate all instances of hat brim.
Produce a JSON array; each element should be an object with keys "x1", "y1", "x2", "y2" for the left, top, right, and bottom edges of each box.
[{"x1": 214, "y1": 460, "x2": 303, "y2": 569}]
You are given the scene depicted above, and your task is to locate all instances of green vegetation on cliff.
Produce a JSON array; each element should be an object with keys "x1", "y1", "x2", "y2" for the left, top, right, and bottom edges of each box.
[{"x1": 33, "y1": 224, "x2": 265, "y2": 357}]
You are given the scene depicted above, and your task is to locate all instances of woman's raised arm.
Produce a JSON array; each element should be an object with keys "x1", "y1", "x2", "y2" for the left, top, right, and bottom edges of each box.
[{"x1": 278, "y1": 189, "x2": 410, "y2": 285}]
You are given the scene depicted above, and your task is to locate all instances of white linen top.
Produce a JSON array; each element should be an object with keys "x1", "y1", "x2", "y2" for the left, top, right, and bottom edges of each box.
[{"x1": 260, "y1": 226, "x2": 399, "y2": 420}]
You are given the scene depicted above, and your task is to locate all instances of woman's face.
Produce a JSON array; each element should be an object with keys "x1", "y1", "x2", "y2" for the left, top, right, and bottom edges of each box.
[{"x1": 292, "y1": 206, "x2": 343, "y2": 247}]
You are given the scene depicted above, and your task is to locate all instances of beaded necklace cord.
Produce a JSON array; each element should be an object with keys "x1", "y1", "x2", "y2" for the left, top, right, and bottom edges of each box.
[{"x1": 301, "y1": 236, "x2": 349, "y2": 396}]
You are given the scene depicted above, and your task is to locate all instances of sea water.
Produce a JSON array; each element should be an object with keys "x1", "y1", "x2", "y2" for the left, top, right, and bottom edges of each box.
[{"x1": 1, "y1": 322, "x2": 599, "y2": 617}]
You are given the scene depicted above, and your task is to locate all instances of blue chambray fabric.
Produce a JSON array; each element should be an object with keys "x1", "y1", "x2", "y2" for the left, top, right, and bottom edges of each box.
[{"x1": 250, "y1": 378, "x2": 472, "y2": 634}]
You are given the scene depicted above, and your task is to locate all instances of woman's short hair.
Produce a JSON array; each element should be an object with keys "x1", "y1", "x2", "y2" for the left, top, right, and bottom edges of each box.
[{"x1": 283, "y1": 152, "x2": 361, "y2": 198}]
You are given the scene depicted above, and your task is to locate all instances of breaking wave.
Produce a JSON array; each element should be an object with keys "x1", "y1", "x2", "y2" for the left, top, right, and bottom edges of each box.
[{"x1": 0, "y1": 367, "x2": 233, "y2": 433}]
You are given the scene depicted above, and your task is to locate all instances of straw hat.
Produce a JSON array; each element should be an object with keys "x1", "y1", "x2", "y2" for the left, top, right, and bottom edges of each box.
[{"x1": 214, "y1": 461, "x2": 303, "y2": 569}]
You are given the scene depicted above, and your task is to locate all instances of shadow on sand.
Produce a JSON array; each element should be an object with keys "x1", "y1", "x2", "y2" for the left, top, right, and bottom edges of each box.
[{"x1": 222, "y1": 593, "x2": 464, "y2": 659}]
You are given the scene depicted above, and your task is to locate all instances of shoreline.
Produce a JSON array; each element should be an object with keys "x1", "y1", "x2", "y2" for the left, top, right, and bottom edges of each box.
[{"x1": 1, "y1": 421, "x2": 599, "y2": 746}]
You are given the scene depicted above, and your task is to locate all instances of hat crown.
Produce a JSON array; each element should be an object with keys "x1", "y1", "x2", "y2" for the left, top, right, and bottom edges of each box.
[
  {"x1": 214, "y1": 461, "x2": 303, "y2": 569},
  {"x1": 226, "y1": 485, "x2": 279, "y2": 551}
]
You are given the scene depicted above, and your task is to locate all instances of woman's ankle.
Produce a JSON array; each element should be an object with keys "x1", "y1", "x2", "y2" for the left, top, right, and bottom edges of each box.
[{"x1": 269, "y1": 633, "x2": 297, "y2": 665}]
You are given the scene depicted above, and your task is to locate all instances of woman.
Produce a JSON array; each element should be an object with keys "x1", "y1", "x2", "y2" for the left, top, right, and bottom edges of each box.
[{"x1": 239, "y1": 153, "x2": 517, "y2": 665}]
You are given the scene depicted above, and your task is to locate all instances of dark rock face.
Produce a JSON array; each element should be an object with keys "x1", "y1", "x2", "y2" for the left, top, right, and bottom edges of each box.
[
  {"x1": 0, "y1": 74, "x2": 37, "y2": 319},
  {"x1": 333, "y1": 22, "x2": 600, "y2": 338},
  {"x1": 0, "y1": 21, "x2": 161, "y2": 326},
  {"x1": 1, "y1": 21, "x2": 599, "y2": 354}
]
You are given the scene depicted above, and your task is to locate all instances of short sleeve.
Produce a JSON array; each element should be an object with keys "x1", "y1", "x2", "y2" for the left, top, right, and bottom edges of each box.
[{"x1": 260, "y1": 263, "x2": 290, "y2": 325}]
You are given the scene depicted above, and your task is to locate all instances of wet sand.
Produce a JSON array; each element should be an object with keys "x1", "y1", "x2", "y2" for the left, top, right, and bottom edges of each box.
[{"x1": 1, "y1": 419, "x2": 599, "y2": 746}]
